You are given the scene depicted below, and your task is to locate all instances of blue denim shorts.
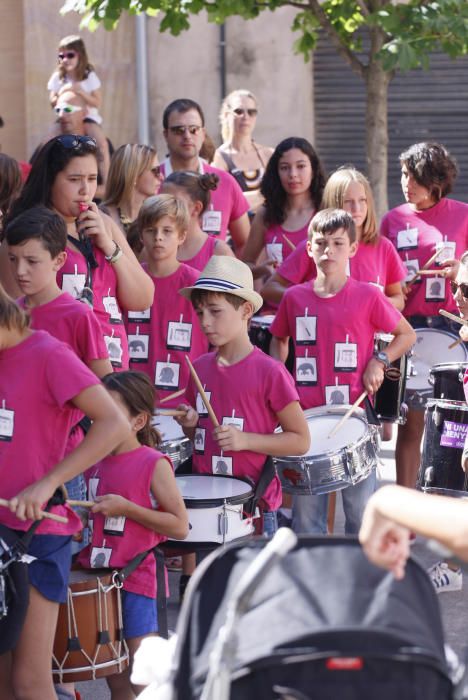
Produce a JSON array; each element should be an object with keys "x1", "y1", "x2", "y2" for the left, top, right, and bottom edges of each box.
[
  {"x1": 121, "y1": 590, "x2": 158, "y2": 639},
  {"x1": 27, "y1": 534, "x2": 72, "y2": 603}
]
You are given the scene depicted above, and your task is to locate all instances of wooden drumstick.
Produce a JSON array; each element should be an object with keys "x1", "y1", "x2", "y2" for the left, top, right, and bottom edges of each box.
[
  {"x1": 154, "y1": 408, "x2": 188, "y2": 418},
  {"x1": 159, "y1": 388, "x2": 186, "y2": 404},
  {"x1": 448, "y1": 337, "x2": 464, "y2": 350},
  {"x1": 416, "y1": 269, "x2": 445, "y2": 276},
  {"x1": 283, "y1": 234, "x2": 296, "y2": 252},
  {"x1": 67, "y1": 499, "x2": 95, "y2": 508},
  {"x1": 327, "y1": 391, "x2": 368, "y2": 439},
  {"x1": 439, "y1": 309, "x2": 468, "y2": 326},
  {"x1": 185, "y1": 355, "x2": 219, "y2": 427},
  {"x1": 0, "y1": 498, "x2": 68, "y2": 523},
  {"x1": 407, "y1": 248, "x2": 446, "y2": 286}
]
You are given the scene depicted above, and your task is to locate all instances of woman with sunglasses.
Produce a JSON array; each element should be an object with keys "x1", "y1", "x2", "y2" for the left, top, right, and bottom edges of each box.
[
  {"x1": 3, "y1": 135, "x2": 154, "y2": 372},
  {"x1": 47, "y1": 35, "x2": 110, "y2": 185},
  {"x1": 381, "y1": 142, "x2": 468, "y2": 499},
  {"x1": 212, "y1": 90, "x2": 273, "y2": 213},
  {"x1": 101, "y1": 143, "x2": 162, "y2": 252}
]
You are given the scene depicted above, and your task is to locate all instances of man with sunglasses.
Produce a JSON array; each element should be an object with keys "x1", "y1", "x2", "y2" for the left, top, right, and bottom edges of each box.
[{"x1": 160, "y1": 98, "x2": 250, "y2": 255}]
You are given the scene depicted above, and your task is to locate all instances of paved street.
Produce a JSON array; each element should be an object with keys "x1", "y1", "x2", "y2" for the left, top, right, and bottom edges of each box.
[{"x1": 76, "y1": 427, "x2": 468, "y2": 698}]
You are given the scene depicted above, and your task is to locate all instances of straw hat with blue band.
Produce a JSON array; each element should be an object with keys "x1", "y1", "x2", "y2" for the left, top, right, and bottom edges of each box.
[{"x1": 179, "y1": 256, "x2": 263, "y2": 313}]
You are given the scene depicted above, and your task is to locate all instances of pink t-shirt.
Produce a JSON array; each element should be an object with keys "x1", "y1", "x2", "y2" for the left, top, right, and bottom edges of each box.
[
  {"x1": 264, "y1": 221, "x2": 310, "y2": 266},
  {"x1": 18, "y1": 292, "x2": 108, "y2": 364},
  {"x1": 125, "y1": 263, "x2": 208, "y2": 407},
  {"x1": 79, "y1": 446, "x2": 167, "y2": 597},
  {"x1": 278, "y1": 236, "x2": 406, "y2": 289},
  {"x1": 270, "y1": 278, "x2": 402, "y2": 408},
  {"x1": 56, "y1": 243, "x2": 129, "y2": 371},
  {"x1": 185, "y1": 347, "x2": 300, "y2": 511},
  {"x1": 0, "y1": 331, "x2": 99, "y2": 535},
  {"x1": 380, "y1": 198, "x2": 468, "y2": 317},
  {"x1": 183, "y1": 235, "x2": 218, "y2": 271},
  {"x1": 160, "y1": 158, "x2": 249, "y2": 240}
]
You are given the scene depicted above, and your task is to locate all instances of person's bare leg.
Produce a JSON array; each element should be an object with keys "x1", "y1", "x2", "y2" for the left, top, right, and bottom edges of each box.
[
  {"x1": 395, "y1": 408, "x2": 425, "y2": 488},
  {"x1": 106, "y1": 634, "x2": 156, "y2": 700},
  {"x1": 0, "y1": 652, "x2": 15, "y2": 700},
  {"x1": 84, "y1": 122, "x2": 110, "y2": 187},
  {"x1": 11, "y1": 585, "x2": 59, "y2": 700}
]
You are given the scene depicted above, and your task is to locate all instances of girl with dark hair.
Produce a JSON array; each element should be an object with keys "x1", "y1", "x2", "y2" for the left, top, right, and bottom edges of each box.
[
  {"x1": 0, "y1": 153, "x2": 22, "y2": 239},
  {"x1": 381, "y1": 142, "x2": 468, "y2": 521},
  {"x1": 47, "y1": 35, "x2": 110, "y2": 182},
  {"x1": 161, "y1": 170, "x2": 234, "y2": 270},
  {"x1": 1, "y1": 135, "x2": 154, "y2": 370},
  {"x1": 242, "y1": 137, "x2": 326, "y2": 280},
  {"x1": 78, "y1": 370, "x2": 188, "y2": 699},
  {"x1": 0, "y1": 283, "x2": 128, "y2": 700}
]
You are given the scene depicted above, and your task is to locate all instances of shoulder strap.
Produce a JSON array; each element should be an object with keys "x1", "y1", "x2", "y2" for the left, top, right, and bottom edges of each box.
[
  {"x1": 219, "y1": 150, "x2": 237, "y2": 171},
  {"x1": 245, "y1": 456, "x2": 276, "y2": 515}
]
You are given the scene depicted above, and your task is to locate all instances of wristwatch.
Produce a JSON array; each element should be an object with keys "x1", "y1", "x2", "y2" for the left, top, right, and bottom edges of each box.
[
  {"x1": 105, "y1": 242, "x2": 123, "y2": 264},
  {"x1": 374, "y1": 351, "x2": 390, "y2": 368}
]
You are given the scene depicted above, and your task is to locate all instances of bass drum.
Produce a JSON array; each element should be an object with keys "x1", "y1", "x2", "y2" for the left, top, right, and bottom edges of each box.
[
  {"x1": 430, "y1": 362, "x2": 468, "y2": 402},
  {"x1": 417, "y1": 399, "x2": 468, "y2": 495}
]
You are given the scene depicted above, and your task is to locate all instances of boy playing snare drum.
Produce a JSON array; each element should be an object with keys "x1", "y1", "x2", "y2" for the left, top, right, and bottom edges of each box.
[{"x1": 270, "y1": 209, "x2": 415, "y2": 535}]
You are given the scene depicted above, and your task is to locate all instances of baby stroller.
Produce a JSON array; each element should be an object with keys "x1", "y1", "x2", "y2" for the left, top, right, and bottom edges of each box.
[{"x1": 168, "y1": 536, "x2": 467, "y2": 700}]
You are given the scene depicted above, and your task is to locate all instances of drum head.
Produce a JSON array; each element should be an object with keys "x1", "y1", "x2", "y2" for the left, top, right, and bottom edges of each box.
[
  {"x1": 250, "y1": 314, "x2": 275, "y2": 329},
  {"x1": 152, "y1": 414, "x2": 185, "y2": 442},
  {"x1": 175, "y1": 474, "x2": 253, "y2": 507},
  {"x1": 407, "y1": 328, "x2": 468, "y2": 390}
]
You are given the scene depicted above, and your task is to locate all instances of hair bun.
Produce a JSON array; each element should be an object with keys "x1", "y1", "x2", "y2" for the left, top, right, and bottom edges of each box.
[{"x1": 199, "y1": 173, "x2": 219, "y2": 192}]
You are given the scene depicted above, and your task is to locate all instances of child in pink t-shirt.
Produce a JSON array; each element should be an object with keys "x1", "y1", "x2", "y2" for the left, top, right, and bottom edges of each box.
[
  {"x1": 161, "y1": 171, "x2": 234, "y2": 270},
  {"x1": 176, "y1": 256, "x2": 310, "y2": 591},
  {"x1": 242, "y1": 137, "x2": 325, "y2": 281},
  {"x1": 125, "y1": 194, "x2": 208, "y2": 408},
  {"x1": 0, "y1": 285, "x2": 129, "y2": 699},
  {"x1": 270, "y1": 209, "x2": 415, "y2": 536},
  {"x1": 79, "y1": 371, "x2": 187, "y2": 698}
]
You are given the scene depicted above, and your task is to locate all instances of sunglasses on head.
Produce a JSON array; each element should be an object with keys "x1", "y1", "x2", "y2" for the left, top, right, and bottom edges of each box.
[
  {"x1": 450, "y1": 281, "x2": 468, "y2": 299},
  {"x1": 55, "y1": 134, "x2": 97, "y2": 151},
  {"x1": 58, "y1": 51, "x2": 77, "y2": 61},
  {"x1": 168, "y1": 125, "x2": 202, "y2": 136},
  {"x1": 232, "y1": 108, "x2": 258, "y2": 117},
  {"x1": 54, "y1": 103, "x2": 82, "y2": 115}
]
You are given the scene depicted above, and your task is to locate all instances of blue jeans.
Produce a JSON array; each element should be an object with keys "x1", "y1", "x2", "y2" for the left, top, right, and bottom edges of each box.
[
  {"x1": 291, "y1": 470, "x2": 377, "y2": 535},
  {"x1": 262, "y1": 510, "x2": 278, "y2": 537}
]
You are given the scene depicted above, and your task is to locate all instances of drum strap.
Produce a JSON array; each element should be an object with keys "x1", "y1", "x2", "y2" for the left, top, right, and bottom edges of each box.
[
  {"x1": 363, "y1": 396, "x2": 381, "y2": 426},
  {"x1": 113, "y1": 546, "x2": 168, "y2": 639},
  {"x1": 245, "y1": 456, "x2": 276, "y2": 515}
]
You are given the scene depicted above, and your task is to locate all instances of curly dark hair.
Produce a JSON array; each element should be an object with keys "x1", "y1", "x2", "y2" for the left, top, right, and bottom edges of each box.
[
  {"x1": 260, "y1": 137, "x2": 326, "y2": 227},
  {"x1": 399, "y1": 142, "x2": 458, "y2": 201}
]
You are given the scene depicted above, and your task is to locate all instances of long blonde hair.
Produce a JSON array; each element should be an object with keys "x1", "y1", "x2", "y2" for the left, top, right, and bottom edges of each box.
[
  {"x1": 219, "y1": 89, "x2": 258, "y2": 143},
  {"x1": 321, "y1": 167, "x2": 378, "y2": 245},
  {"x1": 0, "y1": 283, "x2": 30, "y2": 332},
  {"x1": 103, "y1": 144, "x2": 157, "y2": 212}
]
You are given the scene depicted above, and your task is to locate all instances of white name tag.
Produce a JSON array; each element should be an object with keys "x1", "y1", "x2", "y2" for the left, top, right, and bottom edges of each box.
[
  {"x1": 397, "y1": 227, "x2": 418, "y2": 250},
  {"x1": 202, "y1": 209, "x2": 222, "y2": 235},
  {"x1": 0, "y1": 407, "x2": 14, "y2": 442}
]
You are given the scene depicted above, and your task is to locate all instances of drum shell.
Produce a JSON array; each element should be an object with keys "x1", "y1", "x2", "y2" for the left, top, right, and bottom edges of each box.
[
  {"x1": 373, "y1": 333, "x2": 408, "y2": 423},
  {"x1": 152, "y1": 414, "x2": 193, "y2": 472},
  {"x1": 52, "y1": 569, "x2": 128, "y2": 682},
  {"x1": 417, "y1": 399, "x2": 468, "y2": 495},
  {"x1": 274, "y1": 406, "x2": 379, "y2": 495},
  {"x1": 430, "y1": 362, "x2": 468, "y2": 402},
  {"x1": 407, "y1": 328, "x2": 467, "y2": 392},
  {"x1": 168, "y1": 474, "x2": 255, "y2": 547},
  {"x1": 249, "y1": 315, "x2": 295, "y2": 374}
]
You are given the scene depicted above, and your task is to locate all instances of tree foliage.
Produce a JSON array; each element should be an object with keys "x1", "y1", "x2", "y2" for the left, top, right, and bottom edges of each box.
[{"x1": 63, "y1": 0, "x2": 468, "y2": 75}]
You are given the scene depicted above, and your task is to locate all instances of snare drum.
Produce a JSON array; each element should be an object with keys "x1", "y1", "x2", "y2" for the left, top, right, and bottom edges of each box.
[
  {"x1": 274, "y1": 406, "x2": 379, "y2": 495},
  {"x1": 168, "y1": 474, "x2": 255, "y2": 546},
  {"x1": 152, "y1": 414, "x2": 192, "y2": 471},
  {"x1": 407, "y1": 328, "x2": 468, "y2": 398},
  {"x1": 52, "y1": 569, "x2": 129, "y2": 682},
  {"x1": 417, "y1": 399, "x2": 468, "y2": 496},
  {"x1": 430, "y1": 362, "x2": 468, "y2": 401},
  {"x1": 373, "y1": 332, "x2": 408, "y2": 423}
]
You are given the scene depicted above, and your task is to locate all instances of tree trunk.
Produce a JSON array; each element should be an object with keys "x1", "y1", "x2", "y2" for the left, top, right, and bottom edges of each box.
[{"x1": 365, "y1": 27, "x2": 392, "y2": 221}]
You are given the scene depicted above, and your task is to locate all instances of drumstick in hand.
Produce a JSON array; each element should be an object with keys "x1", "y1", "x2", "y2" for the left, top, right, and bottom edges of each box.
[
  {"x1": 449, "y1": 338, "x2": 464, "y2": 350},
  {"x1": 327, "y1": 391, "x2": 368, "y2": 439},
  {"x1": 283, "y1": 234, "x2": 296, "y2": 252},
  {"x1": 407, "y1": 248, "x2": 446, "y2": 286},
  {"x1": 0, "y1": 498, "x2": 68, "y2": 523},
  {"x1": 67, "y1": 500, "x2": 95, "y2": 508},
  {"x1": 159, "y1": 388, "x2": 186, "y2": 405},
  {"x1": 154, "y1": 408, "x2": 188, "y2": 418},
  {"x1": 415, "y1": 269, "x2": 445, "y2": 276},
  {"x1": 439, "y1": 309, "x2": 468, "y2": 326},
  {"x1": 185, "y1": 356, "x2": 219, "y2": 427}
]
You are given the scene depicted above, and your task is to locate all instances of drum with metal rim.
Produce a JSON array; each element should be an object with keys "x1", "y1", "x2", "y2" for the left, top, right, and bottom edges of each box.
[
  {"x1": 430, "y1": 361, "x2": 468, "y2": 402},
  {"x1": 152, "y1": 414, "x2": 192, "y2": 472}
]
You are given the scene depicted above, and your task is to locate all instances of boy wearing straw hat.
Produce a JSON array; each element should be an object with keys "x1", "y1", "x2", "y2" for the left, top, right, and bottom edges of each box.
[
  {"x1": 177, "y1": 255, "x2": 310, "y2": 525},
  {"x1": 270, "y1": 209, "x2": 415, "y2": 536}
]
